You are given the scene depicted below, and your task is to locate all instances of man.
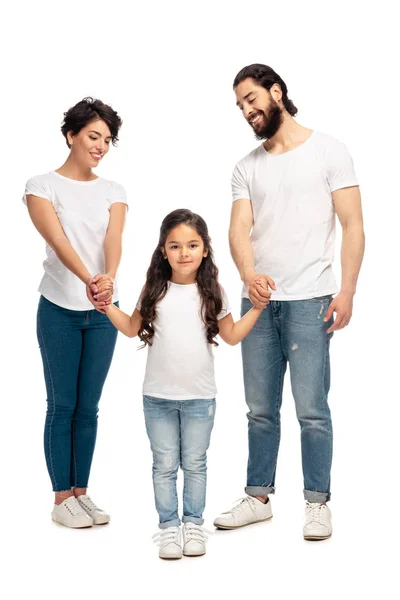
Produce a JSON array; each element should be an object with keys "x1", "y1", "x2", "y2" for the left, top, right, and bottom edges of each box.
[{"x1": 214, "y1": 64, "x2": 365, "y2": 539}]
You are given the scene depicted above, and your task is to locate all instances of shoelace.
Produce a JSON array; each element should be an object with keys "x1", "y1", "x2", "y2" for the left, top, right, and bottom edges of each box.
[
  {"x1": 64, "y1": 497, "x2": 86, "y2": 516},
  {"x1": 221, "y1": 496, "x2": 259, "y2": 515},
  {"x1": 78, "y1": 496, "x2": 100, "y2": 512},
  {"x1": 152, "y1": 528, "x2": 180, "y2": 548},
  {"x1": 183, "y1": 524, "x2": 212, "y2": 543},
  {"x1": 305, "y1": 502, "x2": 328, "y2": 525}
]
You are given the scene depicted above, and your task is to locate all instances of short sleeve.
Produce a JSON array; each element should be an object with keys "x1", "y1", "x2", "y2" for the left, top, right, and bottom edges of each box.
[
  {"x1": 23, "y1": 176, "x2": 53, "y2": 206},
  {"x1": 231, "y1": 161, "x2": 250, "y2": 202},
  {"x1": 109, "y1": 181, "x2": 128, "y2": 210},
  {"x1": 217, "y1": 285, "x2": 231, "y2": 320},
  {"x1": 325, "y1": 138, "x2": 358, "y2": 193}
]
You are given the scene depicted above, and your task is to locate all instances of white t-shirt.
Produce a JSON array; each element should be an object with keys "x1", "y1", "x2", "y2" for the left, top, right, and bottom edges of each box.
[
  {"x1": 231, "y1": 131, "x2": 358, "y2": 300},
  {"x1": 23, "y1": 171, "x2": 128, "y2": 310},
  {"x1": 138, "y1": 282, "x2": 231, "y2": 400}
]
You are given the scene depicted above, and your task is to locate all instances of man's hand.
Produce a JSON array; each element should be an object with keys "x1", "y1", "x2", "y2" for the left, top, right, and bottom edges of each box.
[
  {"x1": 324, "y1": 291, "x2": 354, "y2": 333},
  {"x1": 246, "y1": 273, "x2": 276, "y2": 308}
]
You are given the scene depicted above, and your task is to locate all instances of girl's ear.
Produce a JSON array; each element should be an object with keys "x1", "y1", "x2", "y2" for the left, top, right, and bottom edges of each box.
[
  {"x1": 203, "y1": 248, "x2": 209, "y2": 258},
  {"x1": 161, "y1": 246, "x2": 167, "y2": 259}
]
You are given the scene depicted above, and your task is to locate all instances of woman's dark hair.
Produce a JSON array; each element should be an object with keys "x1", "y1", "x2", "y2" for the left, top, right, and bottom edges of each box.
[
  {"x1": 233, "y1": 64, "x2": 298, "y2": 116},
  {"x1": 61, "y1": 97, "x2": 122, "y2": 148},
  {"x1": 138, "y1": 209, "x2": 223, "y2": 348}
]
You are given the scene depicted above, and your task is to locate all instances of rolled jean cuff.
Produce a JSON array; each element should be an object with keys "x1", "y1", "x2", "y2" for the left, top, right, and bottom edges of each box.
[
  {"x1": 159, "y1": 518, "x2": 181, "y2": 529},
  {"x1": 182, "y1": 516, "x2": 204, "y2": 526},
  {"x1": 304, "y1": 489, "x2": 331, "y2": 503},
  {"x1": 245, "y1": 485, "x2": 275, "y2": 497}
]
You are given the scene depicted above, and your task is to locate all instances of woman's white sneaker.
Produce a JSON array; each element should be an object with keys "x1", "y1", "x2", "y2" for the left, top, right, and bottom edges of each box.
[
  {"x1": 182, "y1": 523, "x2": 211, "y2": 556},
  {"x1": 52, "y1": 496, "x2": 93, "y2": 528},
  {"x1": 303, "y1": 502, "x2": 332, "y2": 540},
  {"x1": 76, "y1": 495, "x2": 110, "y2": 525},
  {"x1": 213, "y1": 496, "x2": 272, "y2": 529},
  {"x1": 153, "y1": 526, "x2": 183, "y2": 560}
]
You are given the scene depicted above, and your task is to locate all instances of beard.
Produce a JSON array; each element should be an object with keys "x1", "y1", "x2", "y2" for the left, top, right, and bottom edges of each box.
[{"x1": 252, "y1": 102, "x2": 283, "y2": 140}]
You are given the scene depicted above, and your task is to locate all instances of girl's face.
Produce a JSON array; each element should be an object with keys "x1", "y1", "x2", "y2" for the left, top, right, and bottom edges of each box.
[
  {"x1": 67, "y1": 118, "x2": 112, "y2": 169},
  {"x1": 163, "y1": 224, "x2": 208, "y2": 284}
]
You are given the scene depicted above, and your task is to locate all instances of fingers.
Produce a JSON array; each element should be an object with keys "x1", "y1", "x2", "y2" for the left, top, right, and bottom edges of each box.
[
  {"x1": 95, "y1": 289, "x2": 113, "y2": 301},
  {"x1": 323, "y1": 301, "x2": 335, "y2": 323},
  {"x1": 327, "y1": 314, "x2": 352, "y2": 334}
]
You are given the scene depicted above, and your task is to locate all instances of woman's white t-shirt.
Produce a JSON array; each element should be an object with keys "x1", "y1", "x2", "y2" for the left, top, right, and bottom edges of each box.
[
  {"x1": 24, "y1": 171, "x2": 128, "y2": 310},
  {"x1": 231, "y1": 131, "x2": 359, "y2": 300},
  {"x1": 139, "y1": 282, "x2": 231, "y2": 401}
]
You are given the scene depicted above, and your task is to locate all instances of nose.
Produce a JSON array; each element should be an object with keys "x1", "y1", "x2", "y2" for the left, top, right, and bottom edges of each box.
[
  {"x1": 96, "y1": 139, "x2": 106, "y2": 152},
  {"x1": 243, "y1": 104, "x2": 254, "y2": 120},
  {"x1": 180, "y1": 248, "x2": 189, "y2": 258}
]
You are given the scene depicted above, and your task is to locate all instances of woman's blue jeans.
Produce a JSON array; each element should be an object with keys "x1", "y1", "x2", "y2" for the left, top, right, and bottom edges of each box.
[{"x1": 37, "y1": 296, "x2": 118, "y2": 492}]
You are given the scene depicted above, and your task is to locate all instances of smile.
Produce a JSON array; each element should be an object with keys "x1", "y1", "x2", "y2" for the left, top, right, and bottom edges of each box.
[{"x1": 90, "y1": 152, "x2": 102, "y2": 160}]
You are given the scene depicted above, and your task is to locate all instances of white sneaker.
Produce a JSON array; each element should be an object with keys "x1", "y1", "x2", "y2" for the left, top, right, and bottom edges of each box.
[
  {"x1": 52, "y1": 496, "x2": 93, "y2": 528},
  {"x1": 153, "y1": 526, "x2": 183, "y2": 560},
  {"x1": 182, "y1": 523, "x2": 211, "y2": 556},
  {"x1": 76, "y1": 495, "x2": 110, "y2": 525},
  {"x1": 303, "y1": 502, "x2": 332, "y2": 540},
  {"x1": 213, "y1": 496, "x2": 272, "y2": 529}
]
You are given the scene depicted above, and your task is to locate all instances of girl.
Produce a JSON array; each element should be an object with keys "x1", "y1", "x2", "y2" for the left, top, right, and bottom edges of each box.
[
  {"x1": 102, "y1": 209, "x2": 268, "y2": 559},
  {"x1": 24, "y1": 97, "x2": 127, "y2": 528}
]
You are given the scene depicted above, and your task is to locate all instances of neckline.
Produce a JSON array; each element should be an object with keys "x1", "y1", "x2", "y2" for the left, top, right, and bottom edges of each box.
[
  {"x1": 169, "y1": 281, "x2": 197, "y2": 287},
  {"x1": 52, "y1": 171, "x2": 101, "y2": 184},
  {"x1": 262, "y1": 130, "x2": 315, "y2": 157}
]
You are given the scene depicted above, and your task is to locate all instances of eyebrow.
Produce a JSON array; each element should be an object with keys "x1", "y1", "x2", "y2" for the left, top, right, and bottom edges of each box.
[
  {"x1": 168, "y1": 239, "x2": 200, "y2": 244},
  {"x1": 89, "y1": 129, "x2": 112, "y2": 139},
  {"x1": 236, "y1": 92, "x2": 254, "y2": 106}
]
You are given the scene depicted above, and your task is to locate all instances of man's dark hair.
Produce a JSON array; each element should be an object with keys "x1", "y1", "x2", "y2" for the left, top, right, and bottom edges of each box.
[
  {"x1": 233, "y1": 64, "x2": 298, "y2": 116},
  {"x1": 61, "y1": 97, "x2": 122, "y2": 148}
]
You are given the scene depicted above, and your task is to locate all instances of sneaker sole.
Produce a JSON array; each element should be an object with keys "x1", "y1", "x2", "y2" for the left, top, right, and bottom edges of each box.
[
  {"x1": 93, "y1": 517, "x2": 110, "y2": 525},
  {"x1": 159, "y1": 554, "x2": 183, "y2": 560},
  {"x1": 183, "y1": 550, "x2": 206, "y2": 557},
  {"x1": 213, "y1": 516, "x2": 272, "y2": 530},
  {"x1": 52, "y1": 515, "x2": 93, "y2": 529},
  {"x1": 303, "y1": 533, "x2": 332, "y2": 541}
]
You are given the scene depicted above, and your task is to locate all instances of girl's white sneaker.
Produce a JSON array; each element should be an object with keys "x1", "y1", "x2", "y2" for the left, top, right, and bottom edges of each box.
[
  {"x1": 52, "y1": 496, "x2": 93, "y2": 528},
  {"x1": 303, "y1": 502, "x2": 332, "y2": 540},
  {"x1": 153, "y1": 526, "x2": 183, "y2": 560},
  {"x1": 182, "y1": 523, "x2": 211, "y2": 556},
  {"x1": 76, "y1": 495, "x2": 110, "y2": 525}
]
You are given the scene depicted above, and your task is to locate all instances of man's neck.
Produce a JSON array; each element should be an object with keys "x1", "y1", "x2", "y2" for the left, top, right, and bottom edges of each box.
[{"x1": 263, "y1": 114, "x2": 313, "y2": 155}]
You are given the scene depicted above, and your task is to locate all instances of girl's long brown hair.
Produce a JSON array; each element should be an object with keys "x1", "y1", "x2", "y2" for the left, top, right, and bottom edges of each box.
[{"x1": 138, "y1": 209, "x2": 223, "y2": 347}]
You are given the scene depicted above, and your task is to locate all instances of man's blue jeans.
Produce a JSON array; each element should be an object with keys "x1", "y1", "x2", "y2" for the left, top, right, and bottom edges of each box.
[
  {"x1": 37, "y1": 296, "x2": 118, "y2": 492},
  {"x1": 241, "y1": 296, "x2": 334, "y2": 503},
  {"x1": 143, "y1": 396, "x2": 216, "y2": 529}
]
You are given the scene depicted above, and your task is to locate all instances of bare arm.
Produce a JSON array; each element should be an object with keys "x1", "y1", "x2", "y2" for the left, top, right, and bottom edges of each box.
[
  {"x1": 229, "y1": 199, "x2": 275, "y2": 306},
  {"x1": 324, "y1": 186, "x2": 365, "y2": 332},
  {"x1": 106, "y1": 305, "x2": 142, "y2": 338},
  {"x1": 218, "y1": 306, "x2": 263, "y2": 346},
  {"x1": 26, "y1": 195, "x2": 92, "y2": 284}
]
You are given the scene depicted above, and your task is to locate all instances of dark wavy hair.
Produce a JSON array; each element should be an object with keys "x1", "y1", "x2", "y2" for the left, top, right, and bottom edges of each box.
[
  {"x1": 61, "y1": 97, "x2": 122, "y2": 148},
  {"x1": 138, "y1": 209, "x2": 223, "y2": 348},
  {"x1": 233, "y1": 64, "x2": 298, "y2": 116}
]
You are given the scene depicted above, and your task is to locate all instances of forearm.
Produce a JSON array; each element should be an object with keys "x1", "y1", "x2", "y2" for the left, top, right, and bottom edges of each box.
[
  {"x1": 106, "y1": 304, "x2": 139, "y2": 338},
  {"x1": 53, "y1": 238, "x2": 91, "y2": 284},
  {"x1": 223, "y1": 307, "x2": 262, "y2": 346},
  {"x1": 229, "y1": 230, "x2": 255, "y2": 284},
  {"x1": 340, "y1": 224, "x2": 365, "y2": 294},
  {"x1": 104, "y1": 234, "x2": 122, "y2": 280}
]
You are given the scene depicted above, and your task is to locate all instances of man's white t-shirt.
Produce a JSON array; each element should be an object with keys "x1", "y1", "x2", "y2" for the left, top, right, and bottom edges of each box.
[
  {"x1": 24, "y1": 171, "x2": 128, "y2": 310},
  {"x1": 231, "y1": 131, "x2": 358, "y2": 300},
  {"x1": 138, "y1": 281, "x2": 231, "y2": 401}
]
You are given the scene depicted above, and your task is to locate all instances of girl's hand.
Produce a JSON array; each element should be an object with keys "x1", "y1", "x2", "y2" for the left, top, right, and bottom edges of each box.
[
  {"x1": 91, "y1": 274, "x2": 114, "y2": 301},
  {"x1": 86, "y1": 282, "x2": 111, "y2": 314}
]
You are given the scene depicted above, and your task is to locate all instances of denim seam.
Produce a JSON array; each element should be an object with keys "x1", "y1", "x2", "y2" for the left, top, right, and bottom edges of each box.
[
  {"x1": 72, "y1": 419, "x2": 78, "y2": 487},
  {"x1": 37, "y1": 313, "x2": 58, "y2": 491},
  {"x1": 271, "y1": 356, "x2": 285, "y2": 487},
  {"x1": 322, "y1": 333, "x2": 333, "y2": 440}
]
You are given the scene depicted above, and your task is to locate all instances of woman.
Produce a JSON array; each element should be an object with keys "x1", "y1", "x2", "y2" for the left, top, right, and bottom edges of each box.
[{"x1": 24, "y1": 97, "x2": 127, "y2": 528}]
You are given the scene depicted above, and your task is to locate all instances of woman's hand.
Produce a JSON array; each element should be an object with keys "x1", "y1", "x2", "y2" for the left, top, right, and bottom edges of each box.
[
  {"x1": 91, "y1": 274, "x2": 115, "y2": 302},
  {"x1": 85, "y1": 277, "x2": 112, "y2": 314}
]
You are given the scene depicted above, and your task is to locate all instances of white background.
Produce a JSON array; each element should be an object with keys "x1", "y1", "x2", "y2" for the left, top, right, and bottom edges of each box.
[{"x1": 1, "y1": 1, "x2": 399, "y2": 598}]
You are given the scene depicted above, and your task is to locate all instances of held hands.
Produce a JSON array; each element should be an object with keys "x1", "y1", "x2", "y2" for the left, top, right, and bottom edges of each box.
[
  {"x1": 324, "y1": 291, "x2": 354, "y2": 333},
  {"x1": 247, "y1": 273, "x2": 276, "y2": 308},
  {"x1": 86, "y1": 274, "x2": 115, "y2": 314}
]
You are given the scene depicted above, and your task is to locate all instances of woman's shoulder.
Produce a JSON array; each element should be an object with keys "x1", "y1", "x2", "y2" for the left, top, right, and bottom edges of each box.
[
  {"x1": 100, "y1": 178, "x2": 127, "y2": 205},
  {"x1": 23, "y1": 172, "x2": 56, "y2": 204}
]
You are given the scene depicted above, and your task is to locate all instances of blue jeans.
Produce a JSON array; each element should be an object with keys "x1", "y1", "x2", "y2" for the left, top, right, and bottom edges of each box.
[
  {"x1": 241, "y1": 296, "x2": 334, "y2": 503},
  {"x1": 37, "y1": 296, "x2": 118, "y2": 492},
  {"x1": 143, "y1": 396, "x2": 216, "y2": 529}
]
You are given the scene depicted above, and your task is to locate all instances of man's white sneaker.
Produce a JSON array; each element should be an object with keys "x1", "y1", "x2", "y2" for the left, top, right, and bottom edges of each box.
[
  {"x1": 213, "y1": 496, "x2": 272, "y2": 529},
  {"x1": 52, "y1": 496, "x2": 93, "y2": 528},
  {"x1": 153, "y1": 526, "x2": 183, "y2": 560},
  {"x1": 182, "y1": 523, "x2": 211, "y2": 556},
  {"x1": 76, "y1": 495, "x2": 110, "y2": 525},
  {"x1": 303, "y1": 502, "x2": 332, "y2": 540}
]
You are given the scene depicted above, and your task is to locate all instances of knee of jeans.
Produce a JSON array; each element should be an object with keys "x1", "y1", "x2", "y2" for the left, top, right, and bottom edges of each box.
[
  {"x1": 153, "y1": 452, "x2": 179, "y2": 474},
  {"x1": 181, "y1": 453, "x2": 207, "y2": 473},
  {"x1": 46, "y1": 402, "x2": 75, "y2": 420},
  {"x1": 73, "y1": 406, "x2": 99, "y2": 423}
]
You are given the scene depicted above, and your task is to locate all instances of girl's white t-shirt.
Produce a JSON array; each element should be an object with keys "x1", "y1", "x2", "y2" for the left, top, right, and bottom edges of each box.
[
  {"x1": 231, "y1": 131, "x2": 359, "y2": 300},
  {"x1": 23, "y1": 171, "x2": 128, "y2": 310},
  {"x1": 139, "y1": 282, "x2": 231, "y2": 401}
]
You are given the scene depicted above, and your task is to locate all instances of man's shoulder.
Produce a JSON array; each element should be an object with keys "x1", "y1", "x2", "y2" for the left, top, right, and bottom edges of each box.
[{"x1": 234, "y1": 144, "x2": 264, "y2": 171}]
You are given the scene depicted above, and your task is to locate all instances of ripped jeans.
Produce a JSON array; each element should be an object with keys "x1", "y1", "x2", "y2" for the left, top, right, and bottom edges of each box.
[
  {"x1": 143, "y1": 396, "x2": 215, "y2": 529},
  {"x1": 241, "y1": 296, "x2": 334, "y2": 503}
]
